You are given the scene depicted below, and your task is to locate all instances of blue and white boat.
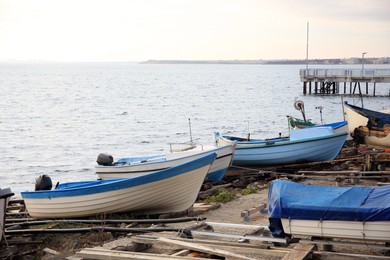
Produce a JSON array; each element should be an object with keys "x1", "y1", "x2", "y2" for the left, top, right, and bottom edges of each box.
[
  {"x1": 96, "y1": 144, "x2": 235, "y2": 184},
  {"x1": 21, "y1": 153, "x2": 216, "y2": 219},
  {"x1": 215, "y1": 127, "x2": 348, "y2": 166},
  {"x1": 268, "y1": 180, "x2": 390, "y2": 241}
]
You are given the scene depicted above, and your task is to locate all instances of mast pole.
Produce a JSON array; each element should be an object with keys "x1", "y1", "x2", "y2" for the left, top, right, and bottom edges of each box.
[{"x1": 306, "y1": 22, "x2": 309, "y2": 71}]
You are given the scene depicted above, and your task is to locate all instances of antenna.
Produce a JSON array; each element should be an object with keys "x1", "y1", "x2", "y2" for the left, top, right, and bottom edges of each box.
[
  {"x1": 315, "y1": 106, "x2": 324, "y2": 124},
  {"x1": 244, "y1": 120, "x2": 250, "y2": 140},
  {"x1": 188, "y1": 118, "x2": 193, "y2": 146}
]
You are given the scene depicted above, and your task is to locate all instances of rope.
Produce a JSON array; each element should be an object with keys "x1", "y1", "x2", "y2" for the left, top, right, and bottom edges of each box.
[{"x1": 230, "y1": 165, "x2": 276, "y2": 173}]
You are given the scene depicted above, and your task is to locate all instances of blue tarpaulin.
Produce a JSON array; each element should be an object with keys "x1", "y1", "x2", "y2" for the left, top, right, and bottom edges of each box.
[
  {"x1": 268, "y1": 180, "x2": 390, "y2": 222},
  {"x1": 268, "y1": 180, "x2": 390, "y2": 237}
]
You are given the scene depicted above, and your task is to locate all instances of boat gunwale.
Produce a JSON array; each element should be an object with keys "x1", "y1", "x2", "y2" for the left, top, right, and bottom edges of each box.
[
  {"x1": 96, "y1": 152, "x2": 234, "y2": 175},
  {"x1": 95, "y1": 144, "x2": 233, "y2": 169},
  {"x1": 219, "y1": 131, "x2": 348, "y2": 150}
]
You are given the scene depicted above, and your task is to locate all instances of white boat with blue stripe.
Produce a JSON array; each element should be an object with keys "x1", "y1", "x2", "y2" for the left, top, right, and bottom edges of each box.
[
  {"x1": 21, "y1": 153, "x2": 216, "y2": 219},
  {"x1": 215, "y1": 127, "x2": 347, "y2": 166},
  {"x1": 95, "y1": 144, "x2": 235, "y2": 184}
]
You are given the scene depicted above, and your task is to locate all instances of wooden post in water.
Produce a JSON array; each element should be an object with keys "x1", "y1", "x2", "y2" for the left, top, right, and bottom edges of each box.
[
  {"x1": 352, "y1": 82, "x2": 358, "y2": 94},
  {"x1": 303, "y1": 82, "x2": 307, "y2": 95}
]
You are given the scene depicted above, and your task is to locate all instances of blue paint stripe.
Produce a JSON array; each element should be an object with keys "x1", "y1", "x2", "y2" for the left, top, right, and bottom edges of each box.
[
  {"x1": 206, "y1": 168, "x2": 228, "y2": 183},
  {"x1": 21, "y1": 153, "x2": 216, "y2": 199}
]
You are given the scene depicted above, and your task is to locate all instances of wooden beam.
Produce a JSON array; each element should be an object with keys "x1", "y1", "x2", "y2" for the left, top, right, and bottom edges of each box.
[
  {"x1": 314, "y1": 251, "x2": 390, "y2": 260},
  {"x1": 131, "y1": 235, "x2": 288, "y2": 257},
  {"x1": 75, "y1": 248, "x2": 219, "y2": 260},
  {"x1": 282, "y1": 243, "x2": 315, "y2": 260},
  {"x1": 300, "y1": 239, "x2": 390, "y2": 250},
  {"x1": 240, "y1": 203, "x2": 267, "y2": 221},
  {"x1": 190, "y1": 230, "x2": 288, "y2": 244},
  {"x1": 170, "y1": 249, "x2": 190, "y2": 256},
  {"x1": 205, "y1": 221, "x2": 267, "y2": 230},
  {"x1": 298, "y1": 170, "x2": 390, "y2": 175},
  {"x1": 156, "y1": 237, "x2": 258, "y2": 260}
]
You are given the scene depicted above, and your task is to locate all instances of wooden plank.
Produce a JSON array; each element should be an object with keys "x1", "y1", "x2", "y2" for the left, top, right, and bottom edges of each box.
[
  {"x1": 205, "y1": 221, "x2": 268, "y2": 230},
  {"x1": 43, "y1": 247, "x2": 59, "y2": 255},
  {"x1": 314, "y1": 251, "x2": 390, "y2": 260},
  {"x1": 377, "y1": 182, "x2": 390, "y2": 186},
  {"x1": 131, "y1": 235, "x2": 288, "y2": 257},
  {"x1": 156, "y1": 237, "x2": 257, "y2": 260},
  {"x1": 190, "y1": 230, "x2": 288, "y2": 244},
  {"x1": 170, "y1": 249, "x2": 190, "y2": 256},
  {"x1": 300, "y1": 239, "x2": 390, "y2": 250},
  {"x1": 133, "y1": 234, "x2": 270, "y2": 249},
  {"x1": 282, "y1": 243, "x2": 315, "y2": 260},
  {"x1": 298, "y1": 170, "x2": 390, "y2": 175},
  {"x1": 75, "y1": 248, "x2": 219, "y2": 260},
  {"x1": 241, "y1": 203, "x2": 267, "y2": 219}
]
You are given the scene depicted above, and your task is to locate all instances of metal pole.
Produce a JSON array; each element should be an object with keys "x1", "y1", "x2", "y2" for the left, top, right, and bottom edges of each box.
[
  {"x1": 188, "y1": 118, "x2": 193, "y2": 146},
  {"x1": 361, "y1": 52, "x2": 367, "y2": 76},
  {"x1": 306, "y1": 22, "x2": 309, "y2": 71}
]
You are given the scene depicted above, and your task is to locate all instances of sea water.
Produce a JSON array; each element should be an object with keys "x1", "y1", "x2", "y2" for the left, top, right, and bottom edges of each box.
[{"x1": 1, "y1": 62, "x2": 389, "y2": 197}]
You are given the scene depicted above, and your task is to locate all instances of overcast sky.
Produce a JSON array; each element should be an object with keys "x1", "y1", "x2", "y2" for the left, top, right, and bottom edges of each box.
[{"x1": 0, "y1": 0, "x2": 389, "y2": 62}]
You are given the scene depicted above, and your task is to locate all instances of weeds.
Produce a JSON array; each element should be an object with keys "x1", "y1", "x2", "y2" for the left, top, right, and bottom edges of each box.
[{"x1": 241, "y1": 185, "x2": 258, "y2": 195}]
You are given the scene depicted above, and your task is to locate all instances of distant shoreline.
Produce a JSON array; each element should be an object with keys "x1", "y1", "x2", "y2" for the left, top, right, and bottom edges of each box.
[{"x1": 142, "y1": 58, "x2": 390, "y2": 65}]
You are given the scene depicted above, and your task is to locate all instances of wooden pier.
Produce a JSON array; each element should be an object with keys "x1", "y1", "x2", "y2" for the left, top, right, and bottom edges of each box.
[{"x1": 300, "y1": 68, "x2": 390, "y2": 96}]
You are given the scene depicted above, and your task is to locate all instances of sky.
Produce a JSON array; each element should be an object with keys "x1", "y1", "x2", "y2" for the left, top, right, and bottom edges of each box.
[{"x1": 0, "y1": 0, "x2": 389, "y2": 62}]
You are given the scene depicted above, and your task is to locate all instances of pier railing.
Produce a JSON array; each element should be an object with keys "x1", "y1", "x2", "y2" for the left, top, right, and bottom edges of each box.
[
  {"x1": 300, "y1": 69, "x2": 390, "y2": 82},
  {"x1": 300, "y1": 68, "x2": 390, "y2": 96}
]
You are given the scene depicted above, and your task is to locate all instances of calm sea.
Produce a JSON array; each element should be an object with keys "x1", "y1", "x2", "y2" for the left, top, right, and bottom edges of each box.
[{"x1": 1, "y1": 62, "x2": 389, "y2": 197}]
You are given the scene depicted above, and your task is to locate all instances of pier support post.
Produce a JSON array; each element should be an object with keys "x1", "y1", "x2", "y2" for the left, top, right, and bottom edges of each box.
[{"x1": 303, "y1": 82, "x2": 307, "y2": 95}]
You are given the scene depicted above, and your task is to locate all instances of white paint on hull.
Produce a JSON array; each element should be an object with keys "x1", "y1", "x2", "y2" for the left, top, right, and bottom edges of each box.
[
  {"x1": 96, "y1": 145, "x2": 234, "y2": 180},
  {"x1": 24, "y1": 165, "x2": 210, "y2": 218},
  {"x1": 281, "y1": 218, "x2": 390, "y2": 241}
]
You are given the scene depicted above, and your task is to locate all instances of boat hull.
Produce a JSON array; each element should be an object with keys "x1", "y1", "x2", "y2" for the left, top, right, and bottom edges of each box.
[
  {"x1": 22, "y1": 154, "x2": 216, "y2": 218},
  {"x1": 96, "y1": 144, "x2": 234, "y2": 183},
  {"x1": 216, "y1": 130, "x2": 347, "y2": 166},
  {"x1": 281, "y1": 218, "x2": 390, "y2": 241},
  {"x1": 344, "y1": 103, "x2": 369, "y2": 134},
  {"x1": 365, "y1": 132, "x2": 390, "y2": 148},
  {"x1": 344, "y1": 102, "x2": 390, "y2": 134}
]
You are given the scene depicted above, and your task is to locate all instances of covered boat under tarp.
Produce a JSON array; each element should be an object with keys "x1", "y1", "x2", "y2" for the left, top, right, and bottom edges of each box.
[{"x1": 268, "y1": 180, "x2": 390, "y2": 241}]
